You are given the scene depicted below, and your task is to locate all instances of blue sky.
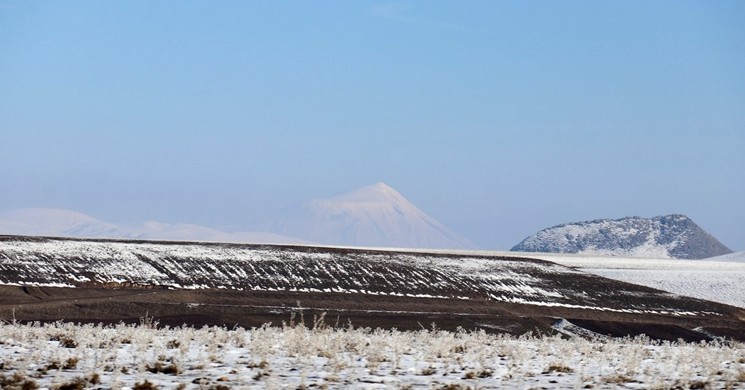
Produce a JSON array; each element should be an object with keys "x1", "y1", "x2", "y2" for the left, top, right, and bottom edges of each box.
[{"x1": 2, "y1": 1, "x2": 744, "y2": 250}]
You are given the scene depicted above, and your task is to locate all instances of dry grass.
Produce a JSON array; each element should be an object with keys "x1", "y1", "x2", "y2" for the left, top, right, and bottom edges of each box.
[
  {"x1": 0, "y1": 320, "x2": 743, "y2": 388},
  {"x1": 62, "y1": 357, "x2": 78, "y2": 370},
  {"x1": 544, "y1": 363, "x2": 574, "y2": 374},
  {"x1": 603, "y1": 374, "x2": 635, "y2": 384},
  {"x1": 0, "y1": 373, "x2": 38, "y2": 390},
  {"x1": 146, "y1": 362, "x2": 180, "y2": 375},
  {"x1": 132, "y1": 380, "x2": 158, "y2": 390},
  {"x1": 54, "y1": 377, "x2": 87, "y2": 390}
]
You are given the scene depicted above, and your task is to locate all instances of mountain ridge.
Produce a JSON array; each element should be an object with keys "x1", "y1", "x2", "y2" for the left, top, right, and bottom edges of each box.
[
  {"x1": 0, "y1": 183, "x2": 472, "y2": 250},
  {"x1": 0, "y1": 208, "x2": 307, "y2": 245}
]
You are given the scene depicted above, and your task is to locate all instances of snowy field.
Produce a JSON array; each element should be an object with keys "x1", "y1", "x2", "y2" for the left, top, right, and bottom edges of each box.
[
  {"x1": 382, "y1": 247, "x2": 745, "y2": 310},
  {"x1": 1, "y1": 320, "x2": 744, "y2": 389},
  {"x1": 526, "y1": 253, "x2": 745, "y2": 309}
]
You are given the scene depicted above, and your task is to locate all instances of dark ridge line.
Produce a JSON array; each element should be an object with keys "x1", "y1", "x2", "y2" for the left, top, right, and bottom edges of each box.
[{"x1": 0, "y1": 234, "x2": 552, "y2": 265}]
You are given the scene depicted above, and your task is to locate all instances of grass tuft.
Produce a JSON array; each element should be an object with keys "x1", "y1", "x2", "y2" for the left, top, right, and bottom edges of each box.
[
  {"x1": 544, "y1": 363, "x2": 574, "y2": 374},
  {"x1": 603, "y1": 374, "x2": 634, "y2": 384},
  {"x1": 146, "y1": 361, "x2": 180, "y2": 375},
  {"x1": 63, "y1": 357, "x2": 78, "y2": 370},
  {"x1": 0, "y1": 373, "x2": 38, "y2": 390},
  {"x1": 133, "y1": 380, "x2": 158, "y2": 390},
  {"x1": 54, "y1": 377, "x2": 87, "y2": 390}
]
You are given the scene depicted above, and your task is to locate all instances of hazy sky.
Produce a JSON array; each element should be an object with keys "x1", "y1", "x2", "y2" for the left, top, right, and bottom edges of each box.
[{"x1": 2, "y1": 1, "x2": 744, "y2": 250}]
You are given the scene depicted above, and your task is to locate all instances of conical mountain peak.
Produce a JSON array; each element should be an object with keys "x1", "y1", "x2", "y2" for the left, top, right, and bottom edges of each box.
[
  {"x1": 329, "y1": 182, "x2": 410, "y2": 205},
  {"x1": 273, "y1": 183, "x2": 474, "y2": 249},
  {"x1": 367, "y1": 181, "x2": 398, "y2": 195},
  {"x1": 370, "y1": 181, "x2": 394, "y2": 191}
]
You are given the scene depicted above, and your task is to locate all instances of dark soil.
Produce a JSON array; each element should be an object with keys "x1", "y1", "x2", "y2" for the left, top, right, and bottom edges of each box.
[{"x1": 2, "y1": 286, "x2": 744, "y2": 342}]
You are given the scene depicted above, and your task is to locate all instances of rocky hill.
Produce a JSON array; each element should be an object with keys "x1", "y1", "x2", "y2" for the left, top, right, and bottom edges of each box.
[{"x1": 511, "y1": 214, "x2": 732, "y2": 259}]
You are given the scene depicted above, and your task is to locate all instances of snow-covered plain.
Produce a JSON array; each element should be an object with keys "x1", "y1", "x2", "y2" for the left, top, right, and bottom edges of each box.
[
  {"x1": 706, "y1": 251, "x2": 745, "y2": 263},
  {"x1": 368, "y1": 246, "x2": 745, "y2": 310},
  {"x1": 525, "y1": 253, "x2": 745, "y2": 309},
  {"x1": 1, "y1": 320, "x2": 743, "y2": 390}
]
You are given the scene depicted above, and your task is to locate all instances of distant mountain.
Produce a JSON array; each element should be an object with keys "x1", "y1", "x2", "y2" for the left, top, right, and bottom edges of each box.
[
  {"x1": 0, "y1": 209, "x2": 123, "y2": 238},
  {"x1": 0, "y1": 183, "x2": 472, "y2": 250},
  {"x1": 511, "y1": 214, "x2": 732, "y2": 259},
  {"x1": 270, "y1": 182, "x2": 474, "y2": 249},
  {"x1": 0, "y1": 208, "x2": 306, "y2": 245},
  {"x1": 704, "y1": 251, "x2": 745, "y2": 263}
]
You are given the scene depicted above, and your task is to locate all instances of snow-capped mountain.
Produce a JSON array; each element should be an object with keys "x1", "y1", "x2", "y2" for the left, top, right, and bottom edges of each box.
[
  {"x1": 511, "y1": 214, "x2": 732, "y2": 259},
  {"x1": 270, "y1": 182, "x2": 474, "y2": 249},
  {"x1": 0, "y1": 208, "x2": 306, "y2": 245}
]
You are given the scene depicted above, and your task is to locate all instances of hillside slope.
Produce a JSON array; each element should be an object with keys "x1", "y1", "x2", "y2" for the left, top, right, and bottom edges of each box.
[{"x1": 2, "y1": 235, "x2": 744, "y2": 342}]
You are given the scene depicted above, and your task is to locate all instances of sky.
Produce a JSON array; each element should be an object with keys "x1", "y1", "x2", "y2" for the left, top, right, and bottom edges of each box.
[{"x1": 1, "y1": 1, "x2": 744, "y2": 250}]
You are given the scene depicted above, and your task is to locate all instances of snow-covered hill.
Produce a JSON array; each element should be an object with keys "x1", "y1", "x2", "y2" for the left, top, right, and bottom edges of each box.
[
  {"x1": 270, "y1": 182, "x2": 473, "y2": 249},
  {"x1": 0, "y1": 208, "x2": 306, "y2": 245},
  {"x1": 3, "y1": 236, "x2": 745, "y2": 342},
  {"x1": 0, "y1": 236, "x2": 730, "y2": 318},
  {"x1": 511, "y1": 214, "x2": 731, "y2": 259}
]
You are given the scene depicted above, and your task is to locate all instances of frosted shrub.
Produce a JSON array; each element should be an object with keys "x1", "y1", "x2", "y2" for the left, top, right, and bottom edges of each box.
[{"x1": 0, "y1": 321, "x2": 743, "y2": 389}]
